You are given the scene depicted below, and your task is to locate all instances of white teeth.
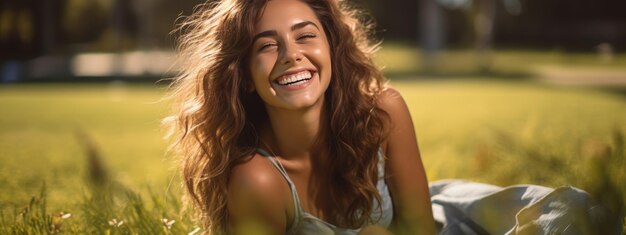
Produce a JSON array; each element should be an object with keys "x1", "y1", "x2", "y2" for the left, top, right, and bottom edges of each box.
[{"x1": 276, "y1": 71, "x2": 312, "y2": 85}]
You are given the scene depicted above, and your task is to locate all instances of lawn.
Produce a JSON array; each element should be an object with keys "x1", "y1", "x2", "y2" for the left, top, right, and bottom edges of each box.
[{"x1": 0, "y1": 48, "x2": 625, "y2": 233}]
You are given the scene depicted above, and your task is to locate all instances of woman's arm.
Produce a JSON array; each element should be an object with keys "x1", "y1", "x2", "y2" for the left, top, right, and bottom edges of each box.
[
  {"x1": 227, "y1": 155, "x2": 290, "y2": 235},
  {"x1": 379, "y1": 88, "x2": 436, "y2": 234}
]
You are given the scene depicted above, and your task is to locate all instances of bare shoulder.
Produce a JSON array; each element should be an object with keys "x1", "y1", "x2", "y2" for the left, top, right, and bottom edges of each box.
[
  {"x1": 377, "y1": 86, "x2": 409, "y2": 114},
  {"x1": 376, "y1": 86, "x2": 436, "y2": 233},
  {"x1": 372, "y1": 88, "x2": 435, "y2": 234},
  {"x1": 377, "y1": 86, "x2": 413, "y2": 153},
  {"x1": 228, "y1": 153, "x2": 290, "y2": 234},
  {"x1": 229, "y1": 153, "x2": 287, "y2": 194}
]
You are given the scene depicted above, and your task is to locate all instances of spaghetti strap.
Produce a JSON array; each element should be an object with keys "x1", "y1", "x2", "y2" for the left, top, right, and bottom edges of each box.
[
  {"x1": 256, "y1": 148, "x2": 303, "y2": 232},
  {"x1": 256, "y1": 148, "x2": 291, "y2": 181},
  {"x1": 255, "y1": 148, "x2": 393, "y2": 234}
]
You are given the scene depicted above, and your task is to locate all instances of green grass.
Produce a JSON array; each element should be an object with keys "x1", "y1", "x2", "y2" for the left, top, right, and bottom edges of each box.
[
  {"x1": 0, "y1": 83, "x2": 200, "y2": 234},
  {"x1": 0, "y1": 84, "x2": 172, "y2": 206},
  {"x1": 396, "y1": 80, "x2": 625, "y2": 183},
  {"x1": 1, "y1": 76, "x2": 625, "y2": 232}
]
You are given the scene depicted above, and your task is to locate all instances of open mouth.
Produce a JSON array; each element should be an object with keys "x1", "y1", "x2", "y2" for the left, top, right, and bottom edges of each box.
[{"x1": 274, "y1": 70, "x2": 313, "y2": 86}]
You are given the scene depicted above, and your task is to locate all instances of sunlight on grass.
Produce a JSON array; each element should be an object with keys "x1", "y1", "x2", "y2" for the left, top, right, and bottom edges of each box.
[
  {"x1": 0, "y1": 80, "x2": 624, "y2": 232},
  {"x1": 0, "y1": 84, "x2": 173, "y2": 209},
  {"x1": 393, "y1": 80, "x2": 626, "y2": 185}
]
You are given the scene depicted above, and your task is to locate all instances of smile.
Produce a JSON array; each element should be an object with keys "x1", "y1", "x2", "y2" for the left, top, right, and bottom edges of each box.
[{"x1": 275, "y1": 70, "x2": 313, "y2": 86}]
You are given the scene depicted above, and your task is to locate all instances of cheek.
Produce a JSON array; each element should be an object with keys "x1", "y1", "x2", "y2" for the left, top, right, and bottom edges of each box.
[
  {"x1": 316, "y1": 41, "x2": 331, "y2": 64},
  {"x1": 250, "y1": 57, "x2": 273, "y2": 82},
  {"x1": 312, "y1": 44, "x2": 332, "y2": 77},
  {"x1": 312, "y1": 48, "x2": 324, "y2": 56}
]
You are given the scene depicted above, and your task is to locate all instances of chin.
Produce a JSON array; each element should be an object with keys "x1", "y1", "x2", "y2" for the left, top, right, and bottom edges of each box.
[
  {"x1": 283, "y1": 100, "x2": 320, "y2": 110},
  {"x1": 279, "y1": 94, "x2": 325, "y2": 110}
]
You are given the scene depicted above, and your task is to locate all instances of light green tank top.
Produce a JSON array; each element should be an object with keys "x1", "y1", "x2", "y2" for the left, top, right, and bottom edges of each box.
[{"x1": 257, "y1": 148, "x2": 394, "y2": 235}]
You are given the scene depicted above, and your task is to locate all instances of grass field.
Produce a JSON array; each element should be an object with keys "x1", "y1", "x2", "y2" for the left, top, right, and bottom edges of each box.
[
  {"x1": 1, "y1": 47, "x2": 625, "y2": 233},
  {"x1": 1, "y1": 79, "x2": 624, "y2": 233}
]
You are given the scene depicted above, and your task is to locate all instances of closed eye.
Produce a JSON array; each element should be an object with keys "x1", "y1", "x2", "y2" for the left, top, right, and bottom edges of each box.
[
  {"x1": 258, "y1": 42, "x2": 277, "y2": 51},
  {"x1": 297, "y1": 33, "x2": 317, "y2": 41}
]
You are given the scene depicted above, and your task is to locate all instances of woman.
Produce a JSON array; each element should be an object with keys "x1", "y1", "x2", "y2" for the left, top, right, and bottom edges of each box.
[{"x1": 165, "y1": 0, "x2": 436, "y2": 234}]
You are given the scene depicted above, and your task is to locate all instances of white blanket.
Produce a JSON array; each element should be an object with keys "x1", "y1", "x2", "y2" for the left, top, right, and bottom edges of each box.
[{"x1": 429, "y1": 180, "x2": 622, "y2": 234}]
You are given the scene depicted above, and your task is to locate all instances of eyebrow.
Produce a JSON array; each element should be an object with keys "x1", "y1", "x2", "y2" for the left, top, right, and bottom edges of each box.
[
  {"x1": 291, "y1": 21, "x2": 319, "y2": 32},
  {"x1": 252, "y1": 21, "x2": 320, "y2": 43}
]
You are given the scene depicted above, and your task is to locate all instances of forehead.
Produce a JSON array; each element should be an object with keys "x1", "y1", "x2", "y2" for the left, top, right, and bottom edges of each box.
[{"x1": 255, "y1": 0, "x2": 321, "y2": 32}]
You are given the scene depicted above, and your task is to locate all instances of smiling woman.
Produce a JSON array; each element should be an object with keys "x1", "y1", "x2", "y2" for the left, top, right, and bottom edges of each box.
[
  {"x1": 164, "y1": 0, "x2": 435, "y2": 234},
  {"x1": 248, "y1": 0, "x2": 332, "y2": 111}
]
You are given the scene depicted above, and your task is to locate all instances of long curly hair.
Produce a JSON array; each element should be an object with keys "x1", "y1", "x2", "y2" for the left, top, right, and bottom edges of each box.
[{"x1": 164, "y1": 0, "x2": 390, "y2": 233}]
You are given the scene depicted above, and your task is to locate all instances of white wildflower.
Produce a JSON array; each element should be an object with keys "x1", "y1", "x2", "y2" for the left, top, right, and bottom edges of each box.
[
  {"x1": 60, "y1": 212, "x2": 71, "y2": 219},
  {"x1": 188, "y1": 227, "x2": 201, "y2": 235},
  {"x1": 162, "y1": 218, "x2": 175, "y2": 229},
  {"x1": 108, "y1": 218, "x2": 124, "y2": 227}
]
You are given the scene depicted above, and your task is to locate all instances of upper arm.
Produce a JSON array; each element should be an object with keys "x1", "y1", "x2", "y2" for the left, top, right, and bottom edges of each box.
[
  {"x1": 378, "y1": 87, "x2": 436, "y2": 234},
  {"x1": 228, "y1": 155, "x2": 289, "y2": 235}
]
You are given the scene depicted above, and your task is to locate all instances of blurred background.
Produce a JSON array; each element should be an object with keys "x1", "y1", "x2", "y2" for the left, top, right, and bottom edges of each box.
[
  {"x1": 1, "y1": 0, "x2": 625, "y2": 81},
  {"x1": 1, "y1": 0, "x2": 625, "y2": 233}
]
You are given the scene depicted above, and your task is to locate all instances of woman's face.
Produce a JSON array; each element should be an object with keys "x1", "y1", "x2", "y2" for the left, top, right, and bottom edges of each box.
[{"x1": 248, "y1": 0, "x2": 332, "y2": 111}]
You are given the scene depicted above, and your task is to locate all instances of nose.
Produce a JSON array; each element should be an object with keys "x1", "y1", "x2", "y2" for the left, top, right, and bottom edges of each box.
[{"x1": 280, "y1": 41, "x2": 303, "y2": 65}]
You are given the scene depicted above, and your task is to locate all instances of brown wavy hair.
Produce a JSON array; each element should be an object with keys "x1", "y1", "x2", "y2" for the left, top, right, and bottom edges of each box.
[{"x1": 164, "y1": 0, "x2": 389, "y2": 233}]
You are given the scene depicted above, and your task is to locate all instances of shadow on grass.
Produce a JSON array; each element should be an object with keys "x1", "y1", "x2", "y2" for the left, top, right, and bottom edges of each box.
[{"x1": 594, "y1": 87, "x2": 626, "y2": 100}]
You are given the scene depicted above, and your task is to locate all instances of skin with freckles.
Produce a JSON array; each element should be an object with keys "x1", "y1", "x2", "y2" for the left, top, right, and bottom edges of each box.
[{"x1": 167, "y1": 0, "x2": 435, "y2": 234}]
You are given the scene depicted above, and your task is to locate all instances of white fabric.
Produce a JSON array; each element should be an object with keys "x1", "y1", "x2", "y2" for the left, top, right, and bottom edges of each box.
[{"x1": 430, "y1": 180, "x2": 622, "y2": 235}]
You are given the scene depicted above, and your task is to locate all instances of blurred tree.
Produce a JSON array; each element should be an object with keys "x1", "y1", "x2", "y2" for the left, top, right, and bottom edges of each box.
[
  {"x1": 119, "y1": 0, "x2": 204, "y2": 50},
  {"x1": 153, "y1": 0, "x2": 205, "y2": 47},
  {"x1": 61, "y1": 0, "x2": 108, "y2": 44},
  {"x1": 472, "y1": 0, "x2": 496, "y2": 71},
  {"x1": 109, "y1": 0, "x2": 139, "y2": 51},
  {"x1": 132, "y1": 0, "x2": 158, "y2": 49},
  {"x1": 40, "y1": 0, "x2": 63, "y2": 55},
  {"x1": 420, "y1": 0, "x2": 445, "y2": 70},
  {"x1": 4, "y1": 0, "x2": 625, "y2": 61},
  {"x1": 435, "y1": 0, "x2": 510, "y2": 71},
  {"x1": 495, "y1": 0, "x2": 626, "y2": 51},
  {"x1": 0, "y1": 0, "x2": 42, "y2": 60}
]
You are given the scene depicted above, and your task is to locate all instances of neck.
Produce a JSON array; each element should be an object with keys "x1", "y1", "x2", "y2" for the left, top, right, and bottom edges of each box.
[{"x1": 261, "y1": 99, "x2": 325, "y2": 160}]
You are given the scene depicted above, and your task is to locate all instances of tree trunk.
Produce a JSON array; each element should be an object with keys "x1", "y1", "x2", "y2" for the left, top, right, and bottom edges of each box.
[
  {"x1": 419, "y1": 0, "x2": 444, "y2": 71},
  {"x1": 474, "y1": 0, "x2": 496, "y2": 71}
]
